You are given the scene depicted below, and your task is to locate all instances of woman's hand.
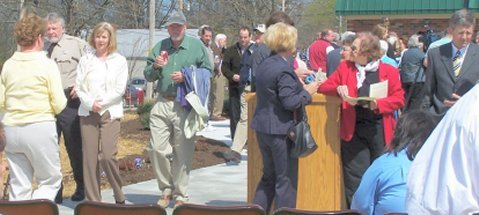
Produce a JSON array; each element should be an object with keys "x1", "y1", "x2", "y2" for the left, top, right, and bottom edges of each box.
[
  {"x1": 295, "y1": 68, "x2": 314, "y2": 85},
  {"x1": 92, "y1": 99, "x2": 102, "y2": 112},
  {"x1": 337, "y1": 85, "x2": 349, "y2": 98},
  {"x1": 304, "y1": 81, "x2": 321, "y2": 95},
  {"x1": 337, "y1": 85, "x2": 358, "y2": 106},
  {"x1": 367, "y1": 99, "x2": 378, "y2": 110}
]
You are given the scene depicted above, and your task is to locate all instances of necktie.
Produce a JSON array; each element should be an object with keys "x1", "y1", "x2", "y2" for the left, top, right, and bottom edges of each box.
[
  {"x1": 453, "y1": 50, "x2": 462, "y2": 76},
  {"x1": 47, "y1": 43, "x2": 57, "y2": 58}
]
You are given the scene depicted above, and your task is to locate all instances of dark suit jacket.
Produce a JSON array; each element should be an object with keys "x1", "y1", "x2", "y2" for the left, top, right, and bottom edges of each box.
[
  {"x1": 222, "y1": 43, "x2": 245, "y2": 87},
  {"x1": 251, "y1": 54, "x2": 312, "y2": 135},
  {"x1": 423, "y1": 42, "x2": 479, "y2": 119}
]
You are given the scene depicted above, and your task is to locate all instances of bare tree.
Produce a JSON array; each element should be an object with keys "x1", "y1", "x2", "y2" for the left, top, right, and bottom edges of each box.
[{"x1": 183, "y1": 0, "x2": 304, "y2": 39}]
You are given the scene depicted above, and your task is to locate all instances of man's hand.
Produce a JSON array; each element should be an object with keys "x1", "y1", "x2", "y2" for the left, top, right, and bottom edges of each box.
[
  {"x1": 170, "y1": 71, "x2": 184, "y2": 83},
  {"x1": 153, "y1": 55, "x2": 168, "y2": 69},
  {"x1": 232, "y1": 74, "x2": 240, "y2": 82},
  {"x1": 443, "y1": 93, "x2": 461, "y2": 107}
]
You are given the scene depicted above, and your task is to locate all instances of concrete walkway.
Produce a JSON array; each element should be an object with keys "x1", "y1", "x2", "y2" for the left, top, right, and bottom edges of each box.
[{"x1": 58, "y1": 118, "x2": 249, "y2": 215}]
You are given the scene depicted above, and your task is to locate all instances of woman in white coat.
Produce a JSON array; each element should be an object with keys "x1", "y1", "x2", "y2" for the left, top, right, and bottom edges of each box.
[{"x1": 76, "y1": 22, "x2": 128, "y2": 204}]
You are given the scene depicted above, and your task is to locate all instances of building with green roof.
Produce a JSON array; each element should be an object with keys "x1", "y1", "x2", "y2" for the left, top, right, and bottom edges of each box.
[{"x1": 335, "y1": 0, "x2": 478, "y2": 39}]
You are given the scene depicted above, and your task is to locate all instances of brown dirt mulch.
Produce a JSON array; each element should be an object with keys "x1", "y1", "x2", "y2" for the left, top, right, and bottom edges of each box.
[{"x1": 60, "y1": 111, "x2": 230, "y2": 198}]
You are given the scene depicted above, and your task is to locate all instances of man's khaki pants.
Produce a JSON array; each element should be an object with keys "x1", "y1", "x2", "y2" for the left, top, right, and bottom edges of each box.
[
  {"x1": 231, "y1": 87, "x2": 250, "y2": 153},
  {"x1": 209, "y1": 72, "x2": 226, "y2": 117},
  {"x1": 147, "y1": 97, "x2": 195, "y2": 201}
]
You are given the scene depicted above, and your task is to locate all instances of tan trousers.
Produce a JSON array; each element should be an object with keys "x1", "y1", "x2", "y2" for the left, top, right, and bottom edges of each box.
[
  {"x1": 231, "y1": 89, "x2": 249, "y2": 153},
  {"x1": 80, "y1": 111, "x2": 124, "y2": 202},
  {"x1": 209, "y1": 72, "x2": 226, "y2": 117},
  {"x1": 147, "y1": 98, "x2": 195, "y2": 201}
]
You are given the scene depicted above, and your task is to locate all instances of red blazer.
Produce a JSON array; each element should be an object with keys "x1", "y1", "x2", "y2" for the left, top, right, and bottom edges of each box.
[{"x1": 318, "y1": 61, "x2": 404, "y2": 144}]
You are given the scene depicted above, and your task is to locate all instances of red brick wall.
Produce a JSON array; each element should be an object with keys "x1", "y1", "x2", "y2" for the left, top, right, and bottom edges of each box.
[{"x1": 347, "y1": 19, "x2": 451, "y2": 38}]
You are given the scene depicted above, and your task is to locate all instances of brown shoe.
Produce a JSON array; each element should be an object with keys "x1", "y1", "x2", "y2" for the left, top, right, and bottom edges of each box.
[
  {"x1": 174, "y1": 200, "x2": 185, "y2": 207},
  {"x1": 157, "y1": 195, "x2": 172, "y2": 208}
]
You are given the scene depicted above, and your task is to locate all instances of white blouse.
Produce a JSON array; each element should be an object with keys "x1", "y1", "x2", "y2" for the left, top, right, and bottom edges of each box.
[{"x1": 75, "y1": 52, "x2": 128, "y2": 119}]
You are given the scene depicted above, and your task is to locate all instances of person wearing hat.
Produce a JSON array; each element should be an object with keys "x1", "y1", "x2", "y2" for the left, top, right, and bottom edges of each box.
[{"x1": 143, "y1": 11, "x2": 212, "y2": 208}]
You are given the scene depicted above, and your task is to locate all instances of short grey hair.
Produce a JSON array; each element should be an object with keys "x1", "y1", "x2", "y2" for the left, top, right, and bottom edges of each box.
[
  {"x1": 449, "y1": 9, "x2": 475, "y2": 29},
  {"x1": 340, "y1": 31, "x2": 356, "y2": 46},
  {"x1": 214, "y1": 33, "x2": 227, "y2": 43},
  {"x1": 408, "y1": 34, "x2": 422, "y2": 48},
  {"x1": 45, "y1": 12, "x2": 65, "y2": 28}
]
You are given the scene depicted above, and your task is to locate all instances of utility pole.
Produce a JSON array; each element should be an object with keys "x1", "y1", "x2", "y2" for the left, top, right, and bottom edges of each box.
[
  {"x1": 282, "y1": 0, "x2": 285, "y2": 12},
  {"x1": 146, "y1": 0, "x2": 156, "y2": 100},
  {"x1": 179, "y1": 0, "x2": 183, "y2": 12}
]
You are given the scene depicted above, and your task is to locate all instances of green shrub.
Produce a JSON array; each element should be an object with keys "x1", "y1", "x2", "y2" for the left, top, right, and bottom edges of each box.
[{"x1": 137, "y1": 101, "x2": 154, "y2": 129}]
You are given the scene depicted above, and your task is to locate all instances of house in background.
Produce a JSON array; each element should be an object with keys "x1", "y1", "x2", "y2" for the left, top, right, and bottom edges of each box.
[
  {"x1": 116, "y1": 29, "x2": 199, "y2": 79},
  {"x1": 336, "y1": 0, "x2": 479, "y2": 38}
]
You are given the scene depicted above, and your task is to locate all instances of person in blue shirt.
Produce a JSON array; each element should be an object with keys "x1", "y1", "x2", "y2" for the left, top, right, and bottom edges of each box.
[{"x1": 351, "y1": 110, "x2": 436, "y2": 215}]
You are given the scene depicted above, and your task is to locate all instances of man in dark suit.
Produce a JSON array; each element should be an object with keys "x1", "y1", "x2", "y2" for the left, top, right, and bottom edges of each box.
[
  {"x1": 222, "y1": 27, "x2": 252, "y2": 150},
  {"x1": 423, "y1": 9, "x2": 479, "y2": 121}
]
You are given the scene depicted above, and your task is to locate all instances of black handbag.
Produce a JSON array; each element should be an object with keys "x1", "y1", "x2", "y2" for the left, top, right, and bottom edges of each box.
[{"x1": 287, "y1": 106, "x2": 318, "y2": 158}]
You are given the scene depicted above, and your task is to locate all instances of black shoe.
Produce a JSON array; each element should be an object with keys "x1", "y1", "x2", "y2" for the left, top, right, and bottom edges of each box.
[
  {"x1": 54, "y1": 185, "x2": 63, "y2": 204},
  {"x1": 223, "y1": 151, "x2": 241, "y2": 165},
  {"x1": 71, "y1": 189, "x2": 85, "y2": 201}
]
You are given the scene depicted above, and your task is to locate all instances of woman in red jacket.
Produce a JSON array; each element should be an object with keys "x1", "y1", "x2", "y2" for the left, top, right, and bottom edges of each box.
[{"x1": 318, "y1": 32, "x2": 404, "y2": 206}]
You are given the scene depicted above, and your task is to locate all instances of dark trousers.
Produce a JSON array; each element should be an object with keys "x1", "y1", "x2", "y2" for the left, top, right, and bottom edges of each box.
[
  {"x1": 228, "y1": 86, "x2": 241, "y2": 140},
  {"x1": 341, "y1": 120, "x2": 385, "y2": 207},
  {"x1": 56, "y1": 105, "x2": 84, "y2": 191},
  {"x1": 253, "y1": 132, "x2": 298, "y2": 214}
]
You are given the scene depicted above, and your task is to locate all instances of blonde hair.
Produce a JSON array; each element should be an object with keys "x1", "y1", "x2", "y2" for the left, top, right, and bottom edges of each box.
[
  {"x1": 372, "y1": 24, "x2": 388, "y2": 40},
  {"x1": 89, "y1": 22, "x2": 117, "y2": 54},
  {"x1": 264, "y1": 22, "x2": 297, "y2": 53},
  {"x1": 15, "y1": 13, "x2": 47, "y2": 47}
]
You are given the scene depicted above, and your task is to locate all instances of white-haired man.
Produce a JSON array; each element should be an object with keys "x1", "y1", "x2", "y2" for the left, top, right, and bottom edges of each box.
[{"x1": 44, "y1": 12, "x2": 89, "y2": 203}]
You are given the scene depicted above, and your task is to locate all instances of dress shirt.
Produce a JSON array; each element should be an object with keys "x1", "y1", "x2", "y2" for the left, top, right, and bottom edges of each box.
[{"x1": 406, "y1": 84, "x2": 479, "y2": 214}]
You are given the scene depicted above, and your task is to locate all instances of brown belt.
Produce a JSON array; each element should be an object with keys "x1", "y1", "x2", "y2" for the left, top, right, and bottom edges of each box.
[{"x1": 160, "y1": 94, "x2": 176, "y2": 101}]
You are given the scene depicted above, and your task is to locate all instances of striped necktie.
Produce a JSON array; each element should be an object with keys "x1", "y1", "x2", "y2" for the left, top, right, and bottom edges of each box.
[{"x1": 453, "y1": 50, "x2": 462, "y2": 76}]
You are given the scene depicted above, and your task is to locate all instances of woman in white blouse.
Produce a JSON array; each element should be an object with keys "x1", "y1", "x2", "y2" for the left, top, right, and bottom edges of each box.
[{"x1": 76, "y1": 22, "x2": 128, "y2": 204}]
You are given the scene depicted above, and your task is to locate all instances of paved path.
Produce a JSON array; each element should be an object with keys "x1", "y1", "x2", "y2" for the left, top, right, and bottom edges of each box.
[{"x1": 58, "y1": 118, "x2": 249, "y2": 215}]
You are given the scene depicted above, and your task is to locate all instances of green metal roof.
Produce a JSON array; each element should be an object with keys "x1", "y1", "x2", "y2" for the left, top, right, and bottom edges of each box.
[{"x1": 336, "y1": 0, "x2": 479, "y2": 16}]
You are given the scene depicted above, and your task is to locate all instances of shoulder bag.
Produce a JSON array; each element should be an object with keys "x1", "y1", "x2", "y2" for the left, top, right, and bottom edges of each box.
[{"x1": 287, "y1": 106, "x2": 318, "y2": 158}]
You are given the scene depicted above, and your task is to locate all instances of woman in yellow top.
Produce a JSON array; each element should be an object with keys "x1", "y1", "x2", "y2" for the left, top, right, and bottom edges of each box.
[{"x1": 0, "y1": 13, "x2": 67, "y2": 201}]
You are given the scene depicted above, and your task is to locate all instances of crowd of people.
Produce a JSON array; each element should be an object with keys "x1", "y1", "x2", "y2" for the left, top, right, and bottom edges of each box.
[{"x1": 1, "y1": 6, "x2": 479, "y2": 215}]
